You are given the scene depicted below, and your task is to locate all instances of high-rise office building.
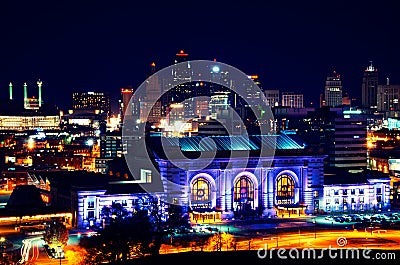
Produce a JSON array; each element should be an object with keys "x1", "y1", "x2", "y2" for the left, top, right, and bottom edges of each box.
[
  {"x1": 72, "y1": 92, "x2": 111, "y2": 118},
  {"x1": 209, "y1": 91, "x2": 230, "y2": 119},
  {"x1": 362, "y1": 62, "x2": 379, "y2": 108},
  {"x1": 324, "y1": 71, "x2": 343, "y2": 107},
  {"x1": 377, "y1": 84, "x2": 400, "y2": 112},
  {"x1": 162, "y1": 50, "x2": 194, "y2": 119},
  {"x1": 329, "y1": 117, "x2": 367, "y2": 172},
  {"x1": 242, "y1": 75, "x2": 262, "y2": 107},
  {"x1": 282, "y1": 92, "x2": 304, "y2": 108},
  {"x1": 265, "y1": 90, "x2": 280, "y2": 107},
  {"x1": 120, "y1": 87, "x2": 134, "y2": 123},
  {"x1": 141, "y1": 62, "x2": 162, "y2": 124}
]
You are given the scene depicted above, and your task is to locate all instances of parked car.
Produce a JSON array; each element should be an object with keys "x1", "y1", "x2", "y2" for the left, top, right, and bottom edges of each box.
[
  {"x1": 334, "y1": 216, "x2": 344, "y2": 223},
  {"x1": 324, "y1": 216, "x2": 334, "y2": 221}
]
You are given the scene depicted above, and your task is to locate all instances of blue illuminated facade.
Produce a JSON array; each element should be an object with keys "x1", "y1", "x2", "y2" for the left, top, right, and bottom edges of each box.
[
  {"x1": 323, "y1": 178, "x2": 391, "y2": 213},
  {"x1": 158, "y1": 155, "x2": 325, "y2": 218},
  {"x1": 154, "y1": 134, "x2": 325, "y2": 218},
  {"x1": 72, "y1": 133, "x2": 392, "y2": 228}
]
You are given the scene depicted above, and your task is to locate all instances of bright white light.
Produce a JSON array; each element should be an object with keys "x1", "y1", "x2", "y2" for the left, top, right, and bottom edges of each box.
[
  {"x1": 86, "y1": 139, "x2": 94, "y2": 146},
  {"x1": 212, "y1": 66, "x2": 220, "y2": 73}
]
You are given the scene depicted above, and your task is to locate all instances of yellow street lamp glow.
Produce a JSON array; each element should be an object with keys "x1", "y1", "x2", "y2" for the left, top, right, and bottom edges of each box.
[{"x1": 27, "y1": 138, "x2": 35, "y2": 149}]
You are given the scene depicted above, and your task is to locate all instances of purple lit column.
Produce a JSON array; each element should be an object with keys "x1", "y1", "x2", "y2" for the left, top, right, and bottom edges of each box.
[{"x1": 222, "y1": 169, "x2": 234, "y2": 219}]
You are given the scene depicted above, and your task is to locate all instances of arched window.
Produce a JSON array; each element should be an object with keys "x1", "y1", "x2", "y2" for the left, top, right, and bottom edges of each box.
[
  {"x1": 191, "y1": 177, "x2": 210, "y2": 202},
  {"x1": 234, "y1": 176, "x2": 254, "y2": 202},
  {"x1": 276, "y1": 174, "x2": 295, "y2": 203}
]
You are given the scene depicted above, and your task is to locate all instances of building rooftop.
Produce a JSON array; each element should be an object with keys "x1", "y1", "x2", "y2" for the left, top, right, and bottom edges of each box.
[
  {"x1": 149, "y1": 133, "x2": 305, "y2": 152},
  {"x1": 324, "y1": 169, "x2": 390, "y2": 185},
  {"x1": 144, "y1": 132, "x2": 317, "y2": 160},
  {"x1": 104, "y1": 183, "x2": 151, "y2": 195},
  {"x1": 6, "y1": 185, "x2": 46, "y2": 212}
]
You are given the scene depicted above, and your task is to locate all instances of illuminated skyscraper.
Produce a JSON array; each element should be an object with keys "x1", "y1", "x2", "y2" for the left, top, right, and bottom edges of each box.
[
  {"x1": 244, "y1": 75, "x2": 262, "y2": 107},
  {"x1": 144, "y1": 62, "x2": 162, "y2": 124},
  {"x1": 72, "y1": 92, "x2": 110, "y2": 118},
  {"x1": 120, "y1": 87, "x2": 134, "y2": 122},
  {"x1": 209, "y1": 91, "x2": 230, "y2": 119},
  {"x1": 163, "y1": 50, "x2": 194, "y2": 119},
  {"x1": 324, "y1": 70, "x2": 342, "y2": 107},
  {"x1": 329, "y1": 117, "x2": 367, "y2": 172},
  {"x1": 362, "y1": 61, "x2": 379, "y2": 108}
]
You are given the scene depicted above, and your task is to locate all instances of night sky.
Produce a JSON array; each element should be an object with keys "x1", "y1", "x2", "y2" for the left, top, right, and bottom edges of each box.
[{"x1": 1, "y1": 0, "x2": 399, "y2": 112}]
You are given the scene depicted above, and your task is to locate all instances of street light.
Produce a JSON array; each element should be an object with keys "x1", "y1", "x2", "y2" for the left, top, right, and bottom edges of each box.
[{"x1": 57, "y1": 246, "x2": 63, "y2": 265}]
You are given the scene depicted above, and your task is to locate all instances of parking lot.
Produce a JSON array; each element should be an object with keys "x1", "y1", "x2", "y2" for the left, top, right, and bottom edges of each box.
[{"x1": 316, "y1": 211, "x2": 400, "y2": 229}]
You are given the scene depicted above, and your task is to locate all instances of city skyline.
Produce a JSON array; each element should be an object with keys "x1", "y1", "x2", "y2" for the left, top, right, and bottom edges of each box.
[
  {"x1": 2, "y1": 1, "x2": 400, "y2": 264},
  {"x1": 1, "y1": 1, "x2": 400, "y2": 111}
]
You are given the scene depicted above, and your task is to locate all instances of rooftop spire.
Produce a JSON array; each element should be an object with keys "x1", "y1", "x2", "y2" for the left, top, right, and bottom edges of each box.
[{"x1": 366, "y1": 61, "x2": 376, "y2": 72}]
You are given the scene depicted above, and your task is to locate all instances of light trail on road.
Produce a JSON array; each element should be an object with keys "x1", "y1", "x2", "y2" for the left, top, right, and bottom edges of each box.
[{"x1": 18, "y1": 236, "x2": 43, "y2": 264}]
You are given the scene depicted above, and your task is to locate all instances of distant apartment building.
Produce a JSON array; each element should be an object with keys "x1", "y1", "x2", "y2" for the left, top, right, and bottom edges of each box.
[
  {"x1": 264, "y1": 90, "x2": 280, "y2": 107},
  {"x1": 282, "y1": 92, "x2": 303, "y2": 108}
]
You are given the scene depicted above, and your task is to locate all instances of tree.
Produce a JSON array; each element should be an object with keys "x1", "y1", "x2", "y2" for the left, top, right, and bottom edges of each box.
[
  {"x1": 80, "y1": 209, "x2": 155, "y2": 264},
  {"x1": 80, "y1": 195, "x2": 192, "y2": 263},
  {"x1": 100, "y1": 202, "x2": 129, "y2": 226},
  {"x1": 206, "y1": 232, "x2": 236, "y2": 252},
  {"x1": 64, "y1": 246, "x2": 87, "y2": 265},
  {"x1": 43, "y1": 220, "x2": 68, "y2": 249},
  {"x1": 148, "y1": 198, "x2": 191, "y2": 255}
]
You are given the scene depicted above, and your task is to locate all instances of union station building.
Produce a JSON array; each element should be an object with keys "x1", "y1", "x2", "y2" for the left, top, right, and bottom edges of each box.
[
  {"x1": 134, "y1": 133, "x2": 326, "y2": 221},
  {"x1": 62, "y1": 133, "x2": 391, "y2": 228}
]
